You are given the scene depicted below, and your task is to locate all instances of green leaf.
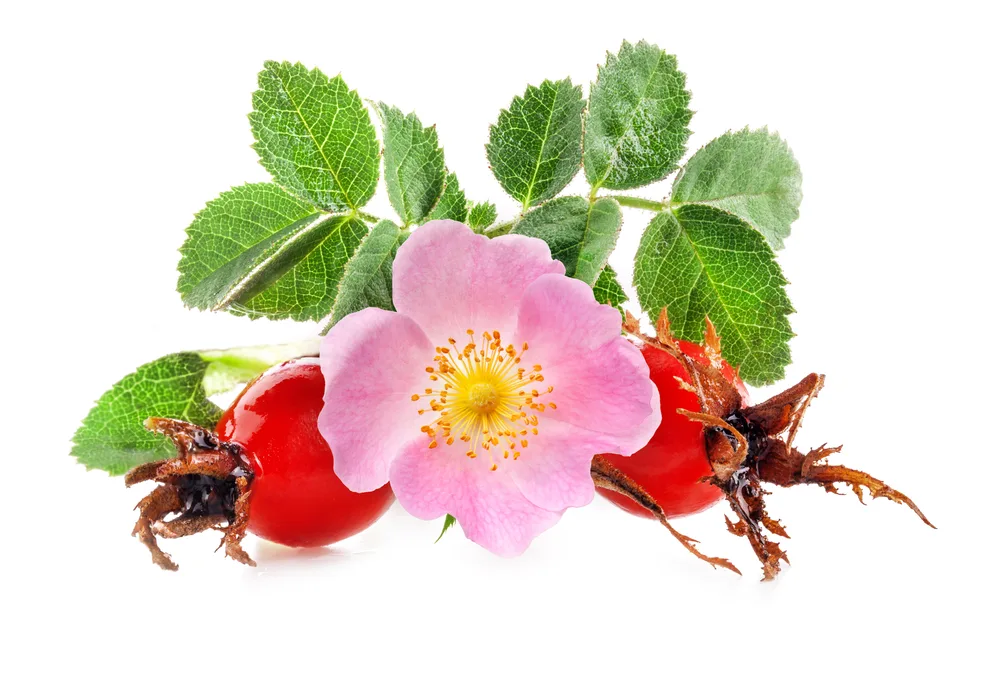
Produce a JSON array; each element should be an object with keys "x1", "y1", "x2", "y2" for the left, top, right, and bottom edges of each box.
[
  {"x1": 585, "y1": 41, "x2": 692, "y2": 190},
  {"x1": 326, "y1": 220, "x2": 409, "y2": 329},
  {"x1": 633, "y1": 205, "x2": 793, "y2": 385},
  {"x1": 593, "y1": 266, "x2": 628, "y2": 317},
  {"x1": 178, "y1": 183, "x2": 368, "y2": 321},
  {"x1": 671, "y1": 128, "x2": 802, "y2": 250},
  {"x1": 435, "y1": 514, "x2": 457, "y2": 543},
  {"x1": 468, "y1": 201, "x2": 497, "y2": 232},
  {"x1": 72, "y1": 353, "x2": 222, "y2": 475},
  {"x1": 487, "y1": 79, "x2": 584, "y2": 209},
  {"x1": 512, "y1": 196, "x2": 622, "y2": 285},
  {"x1": 72, "y1": 342, "x2": 323, "y2": 475},
  {"x1": 377, "y1": 103, "x2": 447, "y2": 225},
  {"x1": 427, "y1": 172, "x2": 468, "y2": 223},
  {"x1": 250, "y1": 61, "x2": 379, "y2": 211}
]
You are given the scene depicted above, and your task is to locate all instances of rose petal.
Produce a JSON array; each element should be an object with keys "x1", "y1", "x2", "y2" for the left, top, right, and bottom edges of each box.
[
  {"x1": 389, "y1": 439, "x2": 563, "y2": 557},
  {"x1": 319, "y1": 308, "x2": 434, "y2": 492},
  {"x1": 514, "y1": 274, "x2": 661, "y2": 455},
  {"x1": 502, "y1": 418, "x2": 600, "y2": 511},
  {"x1": 392, "y1": 220, "x2": 564, "y2": 344}
]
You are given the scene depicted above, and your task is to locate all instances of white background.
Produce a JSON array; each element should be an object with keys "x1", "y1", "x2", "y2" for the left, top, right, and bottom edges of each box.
[{"x1": 2, "y1": 1, "x2": 997, "y2": 691}]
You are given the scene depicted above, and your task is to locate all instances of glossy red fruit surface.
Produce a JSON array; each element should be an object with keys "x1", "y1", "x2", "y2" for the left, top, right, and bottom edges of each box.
[
  {"x1": 597, "y1": 340, "x2": 748, "y2": 518},
  {"x1": 216, "y1": 359, "x2": 395, "y2": 547}
]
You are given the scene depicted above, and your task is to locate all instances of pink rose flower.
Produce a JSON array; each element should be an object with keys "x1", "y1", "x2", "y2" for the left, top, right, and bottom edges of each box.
[{"x1": 318, "y1": 221, "x2": 660, "y2": 556}]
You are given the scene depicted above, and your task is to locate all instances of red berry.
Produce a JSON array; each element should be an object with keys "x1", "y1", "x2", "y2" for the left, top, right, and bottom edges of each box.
[
  {"x1": 126, "y1": 359, "x2": 394, "y2": 570},
  {"x1": 597, "y1": 340, "x2": 748, "y2": 518},
  {"x1": 216, "y1": 359, "x2": 395, "y2": 548},
  {"x1": 596, "y1": 314, "x2": 934, "y2": 579}
]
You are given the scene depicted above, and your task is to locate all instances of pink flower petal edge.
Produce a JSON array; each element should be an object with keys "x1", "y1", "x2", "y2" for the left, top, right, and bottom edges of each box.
[
  {"x1": 318, "y1": 307, "x2": 433, "y2": 492},
  {"x1": 514, "y1": 273, "x2": 661, "y2": 456},
  {"x1": 392, "y1": 220, "x2": 564, "y2": 343},
  {"x1": 389, "y1": 437, "x2": 564, "y2": 557}
]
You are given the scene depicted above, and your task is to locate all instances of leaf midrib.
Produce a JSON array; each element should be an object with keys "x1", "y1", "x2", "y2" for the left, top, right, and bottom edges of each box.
[
  {"x1": 672, "y1": 210, "x2": 754, "y2": 365},
  {"x1": 216, "y1": 212, "x2": 342, "y2": 309},
  {"x1": 275, "y1": 66, "x2": 356, "y2": 210},
  {"x1": 522, "y1": 83, "x2": 561, "y2": 209}
]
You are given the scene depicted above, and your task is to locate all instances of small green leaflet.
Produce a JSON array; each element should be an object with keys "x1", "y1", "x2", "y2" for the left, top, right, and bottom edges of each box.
[
  {"x1": 73, "y1": 343, "x2": 321, "y2": 475},
  {"x1": 585, "y1": 41, "x2": 692, "y2": 190},
  {"x1": 178, "y1": 183, "x2": 368, "y2": 322},
  {"x1": 593, "y1": 266, "x2": 628, "y2": 317},
  {"x1": 633, "y1": 205, "x2": 793, "y2": 385},
  {"x1": 435, "y1": 514, "x2": 457, "y2": 543},
  {"x1": 72, "y1": 353, "x2": 222, "y2": 475},
  {"x1": 671, "y1": 128, "x2": 802, "y2": 249},
  {"x1": 250, "y1": 61, "x2": 379, "y2": 212},
  {"x1": 468, "y1": 201, "x2": 497, "y2": 231},
  {"x1": 427, "y1": 172, "x2": 468, "y2": 223},
  {"x1": 487, "y1": 79, "x2": 584, "y2": 209},
  {"x1": 512, "y1": 196, "x2": 622, "y2": 285},
  {"x1": 326, "y1": 220, "x2": 409, "y2": 330},
  {"x1": 377, "y1": 104, "x2": 447, "y2": 225}
]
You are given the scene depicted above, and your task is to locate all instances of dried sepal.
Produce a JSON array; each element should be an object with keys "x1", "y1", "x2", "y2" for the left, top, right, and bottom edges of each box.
[
  {"x1": 678, "y1": 409, "x2": 747, "y2": 483},
  {"x1": 796, "y1": 458, "x2": 936, "y2": 529},
  {"x1": 742, "y1": 372, "x2": 825, "y2": 447},
  {"x1": 702, "y1": 317, "x2": 723, "y2": 370},
  {"x1": 654, "y1": 307, "x2": 677, "y2": 349},
  {"x1": 125, "y1": 417, "x2": 256, "y2": 571}
]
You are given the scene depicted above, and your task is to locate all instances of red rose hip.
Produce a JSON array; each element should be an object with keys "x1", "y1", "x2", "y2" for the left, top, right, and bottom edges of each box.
[
  {"x1": 125, "y1": 359, "x2": 394, "y2": 570},
  {"x1": 598, "y1": 339, "x2": 748, "y2": 518},
  {"x1": 592, "y1": 312, "x2": 933, "y2": 579}
]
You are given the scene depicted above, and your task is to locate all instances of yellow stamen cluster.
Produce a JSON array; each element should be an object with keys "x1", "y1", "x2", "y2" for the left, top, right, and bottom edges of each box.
[{"x1": 413, "y1": 329, "x2": 556, "y2": 469}]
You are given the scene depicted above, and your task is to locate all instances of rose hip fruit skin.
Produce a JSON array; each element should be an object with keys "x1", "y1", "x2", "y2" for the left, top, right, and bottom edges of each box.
[
  {"x1": 216, "y1": 359, "x2": 395, "y2": 548},
  {"x1": 597, "y1": 340, "x2": 748, "y2": 518}
]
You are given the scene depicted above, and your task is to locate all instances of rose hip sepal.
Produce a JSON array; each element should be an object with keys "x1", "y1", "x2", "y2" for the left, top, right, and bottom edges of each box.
[
  {"x1": 593, "y1": 309, "x2": 934, "y2": 580},
  {"x1": 317, "y1": 221, "x2": 660, "y2": 556},
  {"x1": 125, "y1": 360, "x2": 394, "y2": 570}
]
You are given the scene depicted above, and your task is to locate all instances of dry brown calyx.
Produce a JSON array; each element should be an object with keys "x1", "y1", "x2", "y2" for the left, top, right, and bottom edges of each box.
[
  {"x1": 124, "y1": 417, "x2": 255, "y2": 571},
  {"x1": 592, "y1": 309, "x2": 934, "y2": 580}
]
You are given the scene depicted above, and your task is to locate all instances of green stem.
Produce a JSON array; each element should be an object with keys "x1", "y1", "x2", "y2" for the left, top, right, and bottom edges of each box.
[
  {"x1": 610, "y1": 195, "x2": 669, "y2": 212},
  {"x1": 484, "y1": 219, "x2": 517, "y2": 238},
  {"x1": 198, "y1": 339, "x2": 321, "y2": 396},
  {"x1": 357, "y1": 211, "x2": 380, "y2": 224}
]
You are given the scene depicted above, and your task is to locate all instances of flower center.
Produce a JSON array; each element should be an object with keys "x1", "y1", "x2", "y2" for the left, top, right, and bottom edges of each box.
[
  {"x1": 468, "y1": 382, "x2": 499, "y2": 412},
  {"x1": 412, "y1": 329, "x2": 556, "y2": 469}
]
